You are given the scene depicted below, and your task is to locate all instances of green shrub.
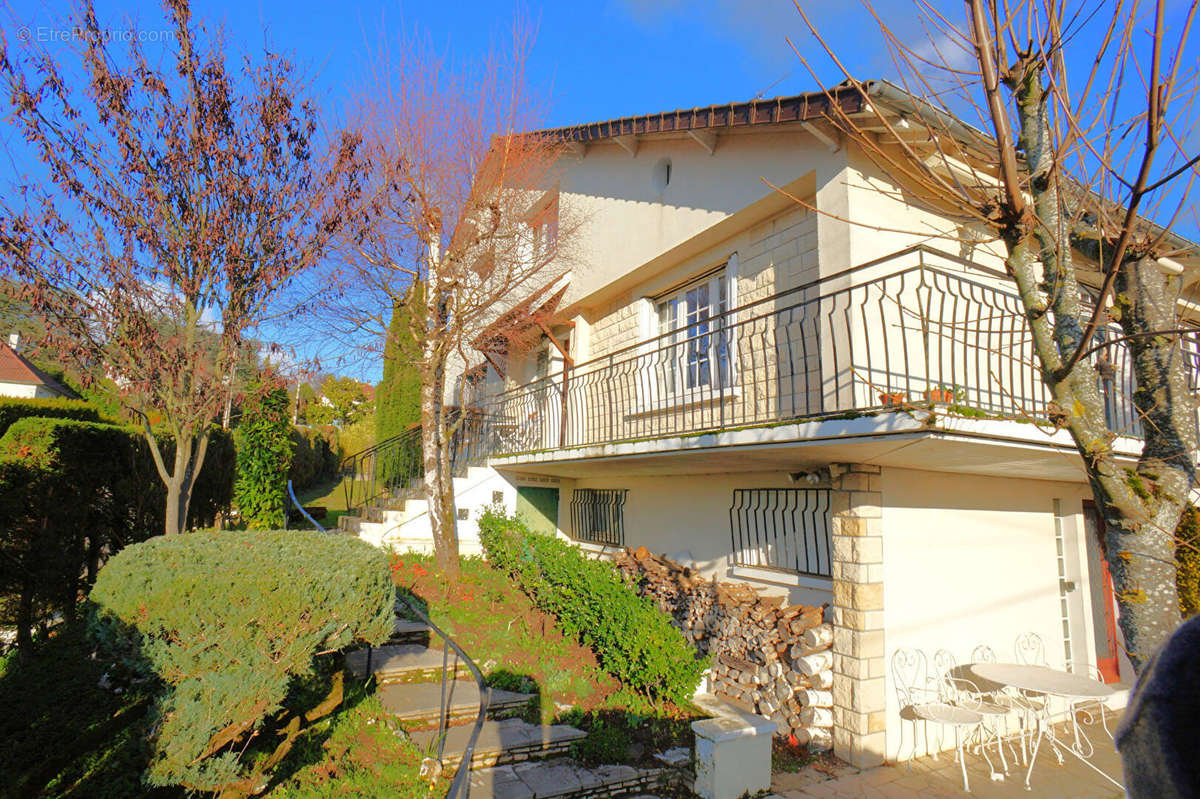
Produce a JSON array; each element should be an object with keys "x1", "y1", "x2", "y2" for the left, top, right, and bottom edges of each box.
[
  {"x1": 0, "y1": 418, "x2": 234, "y2": 647},
  {"x1": 1178, "y1": 504, "x2": 1200, "y2": 617},
  {"x1": 478, "y1": 508, "x2": 707, "y2": 705},
  {"x1": 234, "y1": 386, "x2": 294, "y2": 528},
  {"x1": 0, "y1": 396, "x2": 101, "y2": 436},
  {"x1": 88, "y1": 530, "x2": 394, "y2": 792},
  {"x1": 288, "y1": 426, "x2": 340, "y2": 491}
]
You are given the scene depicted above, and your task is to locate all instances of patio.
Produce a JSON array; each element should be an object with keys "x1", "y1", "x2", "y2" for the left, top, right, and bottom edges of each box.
[{"x1": 772, "y1": 721, "x2": 1124, "y2": 799}]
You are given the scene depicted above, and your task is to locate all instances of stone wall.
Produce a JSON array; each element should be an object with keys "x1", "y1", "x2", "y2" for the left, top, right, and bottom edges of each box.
[{"x1": 614, "y1": 547, "x2": 834, "y2": 750}]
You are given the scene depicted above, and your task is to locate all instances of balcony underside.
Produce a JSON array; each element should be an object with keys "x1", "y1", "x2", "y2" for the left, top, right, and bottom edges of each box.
[{"x1": 488, "y1": 408, "x2": 1141, "y2": 482}]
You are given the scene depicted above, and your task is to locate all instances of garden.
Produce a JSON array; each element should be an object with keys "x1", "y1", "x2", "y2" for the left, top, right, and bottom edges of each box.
[{"x1": 0, "y1": 413, "x2": 711, "y2": 799}]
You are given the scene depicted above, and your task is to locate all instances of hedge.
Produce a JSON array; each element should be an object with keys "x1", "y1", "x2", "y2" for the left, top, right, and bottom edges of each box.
[
  {"x1": 478, "y1": 508, "x2": 707, "y2": 705},
  {"x1": 288, "y1": 426, "x2": 340, "y2": 491},
  {"x1": 0, "y1": 418, "x2": 234, "y2": 646},
  {"x1": 0, "y1": 396, "x2": 101, "y2": 437},
  {"x1": 88, "y1": 530, "x2": 394, "y2": 792}
]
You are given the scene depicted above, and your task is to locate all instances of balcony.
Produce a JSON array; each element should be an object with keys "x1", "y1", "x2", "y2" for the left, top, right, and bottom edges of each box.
[{"x1": 481, "y1": 247, "x2": 1177, "y2": 465}]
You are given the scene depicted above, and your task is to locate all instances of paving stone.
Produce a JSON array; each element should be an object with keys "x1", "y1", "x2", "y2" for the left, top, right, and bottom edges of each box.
[
  {"x1": 517, "y1": 760, "x2": 585, "y2": 797},
  {"x1": 378, "y1": 679, "x2": 531, "y2": 721},
  {"x1": 346, "y1": 644, "x2": 464, "y2": 679},
  {"x1": 410, "y1": 719, "x2": 586, "y2": 766}
]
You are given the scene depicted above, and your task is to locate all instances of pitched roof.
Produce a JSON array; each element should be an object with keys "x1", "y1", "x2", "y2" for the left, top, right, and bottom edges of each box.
[
  {"x1": 0, "y1": 343, "x2": 77, "y2": 397},
  {"x1": 533, "y1": 85, "x2": 868, "y2": 144}
]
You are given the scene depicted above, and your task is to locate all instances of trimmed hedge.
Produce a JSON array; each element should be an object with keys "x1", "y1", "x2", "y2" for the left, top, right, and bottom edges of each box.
[
  {"x1": 0, "y1": 418, "x2": 234, "y2": 646},
  {"x1": 478, "y1": 508, "x2": 707, "y2": 705},
  {"x1": 288, "y1": 426, "x2": 340, "y2": 491},
  {"x1": 0, "y1": 396, "x2": 101, "y2": 437},
  {"x1": 88, "y1": 530, "x2": 394, "y2": 792}
]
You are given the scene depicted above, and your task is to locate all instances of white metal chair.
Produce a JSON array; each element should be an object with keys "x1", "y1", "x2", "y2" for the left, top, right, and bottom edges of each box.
[
  {"x1": 1013, "y1": 632, "x2": 1047, "y2": 665},
  {"x1": 936, "y1": 648, "x2": 1011, "y2": 778},
  {"x1": 892, "y1": 648, "x2": 991, "y2": 791}
]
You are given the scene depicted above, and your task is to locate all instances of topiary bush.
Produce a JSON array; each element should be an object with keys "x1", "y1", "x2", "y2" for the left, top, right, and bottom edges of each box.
[
  {"x1": 88, "y1": 530, "x2": 394, "y2": 793},
  {"x1": 478, "y1": 508, "x2": 707, "y2": 705},
  {"x1": 234, "y1": 386, "x2": 294, "y2": 528},
  {"x1": 0, "y1": 396, "x2": 102, "y2": 437}
]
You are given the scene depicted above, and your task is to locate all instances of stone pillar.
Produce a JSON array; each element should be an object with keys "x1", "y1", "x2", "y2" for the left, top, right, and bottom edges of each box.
[{"x1": 829, "y1": 462, "x2": 887, "y2": 768}]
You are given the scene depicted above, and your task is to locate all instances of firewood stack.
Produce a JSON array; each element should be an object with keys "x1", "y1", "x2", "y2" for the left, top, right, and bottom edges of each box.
[{"x1": 614, "y1": 546, "x2": 834, "y2": 750}]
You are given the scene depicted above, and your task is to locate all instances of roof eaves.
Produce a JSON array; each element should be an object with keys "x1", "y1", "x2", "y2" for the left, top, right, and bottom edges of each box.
[{"x1": 532, "y1": 86, "x2": 869, "y2": 144}]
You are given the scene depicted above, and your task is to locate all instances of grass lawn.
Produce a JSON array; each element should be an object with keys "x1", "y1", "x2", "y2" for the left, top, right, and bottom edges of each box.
[
  {"x1": 393, "y1": 552, "x2": 700, "y2": 766},
  {"x1": 295, "y1": 475, "x2": 356, "y2": 529}
]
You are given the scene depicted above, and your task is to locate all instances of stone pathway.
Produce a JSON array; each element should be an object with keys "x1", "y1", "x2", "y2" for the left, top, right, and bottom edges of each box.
[
  {"x1": 350, "y1": 611, "x2": 677, "y2": 797},
  {"x1": 771, "y1": 721, "x2": 1124, "y2": 799},
  {"x1": 470, "y1": 757, "x2": 667, "y2": 799}
]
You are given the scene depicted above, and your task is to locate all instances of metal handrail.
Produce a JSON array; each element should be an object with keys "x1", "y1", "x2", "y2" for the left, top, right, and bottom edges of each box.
[
  {"x1": 285, "y1": 485, "x2": 485, "y2": 796},
  {"x1": 339, "y1": 412, "x2": 500, "y2": 517},
  {"x1": 286, "y1": 480, "x2": 329, "y2": 533},
  {"x1": 394, "y1": 593, "x2": 489, "y2": 799}
]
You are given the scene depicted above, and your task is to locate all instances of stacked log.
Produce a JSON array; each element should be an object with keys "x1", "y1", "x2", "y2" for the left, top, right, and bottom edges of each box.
[{"x1": 614, "y1": 546, "x2": 834, "y2": 751}]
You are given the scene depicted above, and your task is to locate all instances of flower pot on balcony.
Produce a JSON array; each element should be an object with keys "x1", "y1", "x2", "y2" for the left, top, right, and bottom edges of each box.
[
  {"x1": 878, "y1": 392, "x2": 907, "y2": 406},
  {"x1": 925, "y1": 388, "x2": 956, "y2": 403}
]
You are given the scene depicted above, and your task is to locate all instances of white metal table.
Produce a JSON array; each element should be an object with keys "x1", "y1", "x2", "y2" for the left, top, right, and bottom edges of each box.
[{"x1": 969, "y1": 662, "x2": 1121, "y2": 791}]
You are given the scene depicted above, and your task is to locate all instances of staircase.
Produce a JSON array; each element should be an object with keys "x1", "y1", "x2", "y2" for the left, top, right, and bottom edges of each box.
[{"x1": 347, "y1": 604, "x2": 676, "y2": 798}]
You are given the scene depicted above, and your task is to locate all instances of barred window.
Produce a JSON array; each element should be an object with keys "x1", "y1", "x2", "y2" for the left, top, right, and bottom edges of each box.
[
  {"x1": 570, "y1": 489, "x2": 627, "y2": 546},
  {"x1": 729, "y1": 488, "x2": 832, "y2": 577}
]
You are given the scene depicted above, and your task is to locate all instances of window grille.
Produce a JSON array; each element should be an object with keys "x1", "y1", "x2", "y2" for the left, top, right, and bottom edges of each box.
[
  {"x1": 730, "y1": 488, "x2": 832, "y2": 577},
  {"x1": 570, "y1": 489, "x2": 627, "y2": 546}
]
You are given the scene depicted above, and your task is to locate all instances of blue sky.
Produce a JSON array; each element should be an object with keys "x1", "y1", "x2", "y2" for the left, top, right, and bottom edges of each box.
[
  {"x1": 9, "y1": 0, "x2": 908, "y2": 129},
  {"x1": 5, "y1": 0, "x2": 1198, "y2": 382}
]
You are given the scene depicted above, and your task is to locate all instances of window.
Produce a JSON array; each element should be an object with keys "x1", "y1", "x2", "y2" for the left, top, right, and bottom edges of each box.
[
  {"x1": 729, "y1": 488, "x2": 832, "y2": 577},
  {"x1": 655, "y1": 269, "x2": 733, "y2": 396},
  {"x1": 570, "y1": 488, "x2": 628, "y2": 545}
]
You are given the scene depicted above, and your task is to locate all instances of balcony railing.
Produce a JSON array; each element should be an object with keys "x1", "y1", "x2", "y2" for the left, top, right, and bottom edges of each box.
[{"x1": 483, "y1": 246, "x2": 1196, "y2": 457}]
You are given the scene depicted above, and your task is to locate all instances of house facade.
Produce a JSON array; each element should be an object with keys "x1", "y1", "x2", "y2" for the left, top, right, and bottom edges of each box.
[
  {"x1": 362, "y1": 83, "x2": 1199, "y2": 768},
  {"x1": 0, "y1": 335, "x2": 77, "y2": 399}
]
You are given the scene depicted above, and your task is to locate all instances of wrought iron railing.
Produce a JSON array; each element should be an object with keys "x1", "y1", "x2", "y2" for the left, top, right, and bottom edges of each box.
[
  {"x1": 341, "y1": 413, "x2": 496, "y2": 515},
  {"x1": 484, "y1": 246, "x2": 1195, "y2": 455},
  {"x1": 730, "y1": 488, "x2": 833, "y2": 576}
]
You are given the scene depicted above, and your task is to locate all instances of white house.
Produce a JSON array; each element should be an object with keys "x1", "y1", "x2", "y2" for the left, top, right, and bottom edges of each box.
[
  {"x1": 349, "y1": 81, "x2": 1200, "y2": 769},
  {"x1": 0, "y1": 334, "x2": 77, "y2": 399}
]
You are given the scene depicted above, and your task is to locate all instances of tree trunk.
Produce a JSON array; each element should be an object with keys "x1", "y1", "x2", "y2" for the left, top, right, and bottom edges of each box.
[
  {"x1": 16, "y1": 577, "x2": 34, "y2": 649},
  {"x1": 1006, "y1": 63, "x2": 1191, "y2": 671},
  {"x1": 160, "y1": 430, "x2": 211, "y2": 536},
  {"x1": 421, "y1": 340, "x2": 460, "y2": 579}
]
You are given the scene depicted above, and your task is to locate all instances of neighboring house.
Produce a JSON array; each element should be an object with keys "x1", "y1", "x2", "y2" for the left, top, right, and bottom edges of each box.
[
  {"x1": 353, "y1": 81, "x2": 1199, "y2": 768},
  {"x1": 0, "y1": 335, "x2": 78, "y2": 399}
]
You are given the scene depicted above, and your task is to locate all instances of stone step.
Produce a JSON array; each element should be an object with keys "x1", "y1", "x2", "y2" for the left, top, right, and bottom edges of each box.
[
  {"x1": 345, "y1": 644, "x2": 469, "y2": 684},
  {"x1": 391, "y1": 619, "x2": 431, "y2": 644},
  {"x1": 410, "y1": 718, "x2": 587, "y2": 769},
  {"x1": 379, "y1": 679, "x2": 533, "y2": 724},
  {"x1": 469, "y1": 757, "x2": 667, "y2": 799}
]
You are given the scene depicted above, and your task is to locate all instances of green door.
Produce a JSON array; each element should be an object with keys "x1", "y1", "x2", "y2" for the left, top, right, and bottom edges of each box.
[{"x1": 516, "y1": 485, "x2": 559, "y2": 536}]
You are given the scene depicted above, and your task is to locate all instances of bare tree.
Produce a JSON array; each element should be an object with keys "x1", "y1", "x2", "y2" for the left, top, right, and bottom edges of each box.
[
  {"x1": 326, "y1": 25, "x2": 575, "y2": 578},
  {"x1": 0, "y1": 0, "x2": 364, "y2": 535},
  {"x1": 791, "y1": 0, "x2": 1199, "y2": 668}
]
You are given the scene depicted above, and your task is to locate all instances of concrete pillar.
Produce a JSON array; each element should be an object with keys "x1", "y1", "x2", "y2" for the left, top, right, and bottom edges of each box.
[{"x1": 829, "y1": 462, "x2": 887, "y2": 768}]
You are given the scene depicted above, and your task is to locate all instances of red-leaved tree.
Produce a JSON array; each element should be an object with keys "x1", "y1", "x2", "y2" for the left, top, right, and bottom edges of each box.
[{"x1": 0, "y1": 0, "x2": 365, "y2": 535}]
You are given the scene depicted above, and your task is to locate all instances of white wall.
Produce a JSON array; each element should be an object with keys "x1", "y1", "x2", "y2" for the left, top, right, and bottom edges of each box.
[
  {"x1": 560, "y1": 130, "x2": 851, "y2": 303},
  {"x1": 878, "y1": 466, "x2": 1101, "y2": 758},
  {"x1": 0, "y1": 381, "x2": 42, "y2": 399},
  {"x1": 563, "y1": 470, "x2": 834, "y2": 607}
]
